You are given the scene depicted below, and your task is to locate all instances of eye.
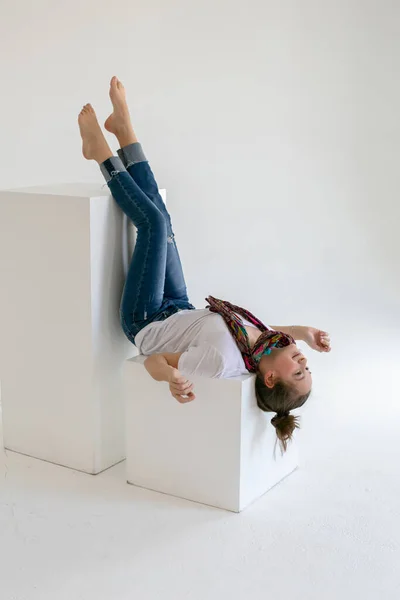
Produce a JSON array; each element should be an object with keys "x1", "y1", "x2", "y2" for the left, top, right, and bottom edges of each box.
[{"x1": 295, "y1": 371, "x2": 302, "y2": 376}]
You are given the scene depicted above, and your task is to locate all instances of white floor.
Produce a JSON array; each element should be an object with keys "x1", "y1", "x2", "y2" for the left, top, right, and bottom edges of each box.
[{"x1": 1, "y1": 329, "x2": 399, "y2": 600}]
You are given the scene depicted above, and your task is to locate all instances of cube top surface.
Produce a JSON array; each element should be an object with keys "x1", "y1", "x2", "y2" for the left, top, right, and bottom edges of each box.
[{"x1": 1, "y1": 182, "x2": 111, "y2": 199}]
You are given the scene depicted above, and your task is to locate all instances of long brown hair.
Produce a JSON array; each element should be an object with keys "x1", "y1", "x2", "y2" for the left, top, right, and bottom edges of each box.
[{"x1": 255, "y1": 375, "x2": 310, "y2": 452}]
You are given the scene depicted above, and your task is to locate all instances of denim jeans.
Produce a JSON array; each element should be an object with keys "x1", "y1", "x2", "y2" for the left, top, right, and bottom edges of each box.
[{"x1": 100, "y1": 144, "x2": 195, "y2": 344}]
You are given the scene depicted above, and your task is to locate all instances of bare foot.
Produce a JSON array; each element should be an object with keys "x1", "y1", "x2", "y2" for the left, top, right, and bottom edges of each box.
[
  {"x1": 78, "y1": 104, "x2": 113, "y2": 163},
  {"x1": 104, "y1": 76, "x2": 137, "y2": 147}
]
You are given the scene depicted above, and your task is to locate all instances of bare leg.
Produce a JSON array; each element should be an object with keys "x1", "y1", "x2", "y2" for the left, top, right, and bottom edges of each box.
[
  {"x1": 78, "y1": 104, "x2": 113, "y2": 164},
  {"x1": 104, "y1": 77, "x2": 191, "y2": 305},
  {"x1": 79, "y1": 102, "x2": 170, "y2": 339},
  {"x1": 104, "y1": 76, "x2": 138, "y2": 148}
]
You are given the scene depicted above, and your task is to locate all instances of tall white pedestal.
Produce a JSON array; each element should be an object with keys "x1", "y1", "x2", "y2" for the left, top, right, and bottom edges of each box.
[
  {"x1": 0, "y1": 183, "x2": 138, "y2": 473},
  {"x1": 125, "y1": 357, "x2": 299, "y2": 512}
]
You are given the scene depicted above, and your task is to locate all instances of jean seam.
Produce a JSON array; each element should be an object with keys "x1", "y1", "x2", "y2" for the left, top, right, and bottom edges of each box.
[
  {"x1": 112, "y1": 174, "x2": 153, "y2": 322},
  {"x1": 121, "y1": 316, "x2": 136, "y2": 343}
]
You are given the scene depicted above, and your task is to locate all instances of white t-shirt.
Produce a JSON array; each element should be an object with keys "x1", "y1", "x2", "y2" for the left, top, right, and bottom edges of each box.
[{"x1": 135, "y1": 308, "x2": 270, "y2": 379}]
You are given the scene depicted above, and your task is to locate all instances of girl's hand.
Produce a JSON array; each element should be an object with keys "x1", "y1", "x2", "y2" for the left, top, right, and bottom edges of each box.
[
  {"x1": 301, "y1": 327, "x2": 331, "y2": 353},
  {"x1": 168, "y1": 368, "x2": 196, "y2": 403}
]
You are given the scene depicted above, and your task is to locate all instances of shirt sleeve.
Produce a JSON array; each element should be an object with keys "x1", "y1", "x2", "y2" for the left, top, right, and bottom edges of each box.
[{"x1": 178, "y1": 344, "x2": 226, "y2": 379}]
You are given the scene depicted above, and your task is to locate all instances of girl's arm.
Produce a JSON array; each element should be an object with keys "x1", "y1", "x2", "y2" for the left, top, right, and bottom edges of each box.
[
  {"x1": 270, "y1": 326, "x2": 304, "y2": 340},
  {"x1": 144, "y1": 353, "x2": 196, "y2": 402},
  {"x1": 144, "y1": 353, "x2": 181, "y2": 381},
  {"x1": 271, "y1": 326, "x2": 331, "y2": 352}
]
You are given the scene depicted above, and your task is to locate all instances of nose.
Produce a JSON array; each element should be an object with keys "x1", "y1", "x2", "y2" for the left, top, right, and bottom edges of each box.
[{"x1": 299, "y1": 354, "x2": 307, "y2": 367}]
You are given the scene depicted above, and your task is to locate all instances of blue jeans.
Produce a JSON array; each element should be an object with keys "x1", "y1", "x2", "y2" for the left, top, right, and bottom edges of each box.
[{"x1": 100, "y1": 145, "x2": 195, "y2": 344}]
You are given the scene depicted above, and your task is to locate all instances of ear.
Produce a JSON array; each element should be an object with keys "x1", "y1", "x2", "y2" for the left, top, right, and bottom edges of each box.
[{"x1": 263, "y1": 370, "x2": 276, "y2": 389}]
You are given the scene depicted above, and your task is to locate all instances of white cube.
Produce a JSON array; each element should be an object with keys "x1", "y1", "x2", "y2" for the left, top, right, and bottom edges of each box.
[
  {"x1": 125, "y1": 356, "x2": 299, "y2": 512},
  {"x1": 0, "y1": 183, "x2": 141, "y2": 473}
]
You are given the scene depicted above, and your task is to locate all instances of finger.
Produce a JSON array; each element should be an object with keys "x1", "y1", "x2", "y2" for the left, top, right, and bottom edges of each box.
[
  {"x1": 172, "y1": 392, "x2": 186, "y2": 403},
  {"x1": 174, "y1": 392, "x2": 195, "y2": 403},
  {"x1": 317, "y1": 342, "x2": 330, "y2": 352},
  {"x1": 172, "y1": 376, "x2": 189, "y2": 386},
  {"x1": 170, "y1": 380, "x2": 189, "y2": 390},
  {"x1": 174, "y1": 394, "x2": 188, "y2": 403},
  {"x1": 176, "y1": 383, "x2": 194, "y2": 395},
  {"x1": 172, "y1": 382, "x2": 193, "y2": 393}
]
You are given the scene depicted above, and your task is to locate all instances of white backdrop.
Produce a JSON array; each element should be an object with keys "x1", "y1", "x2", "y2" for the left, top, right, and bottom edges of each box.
[
  {"x1": 1, "y1": 1, "x2": 399, "y2": 440},
  {"x1": 1, "y1": 2, "x2": 400, "y2": 598}
]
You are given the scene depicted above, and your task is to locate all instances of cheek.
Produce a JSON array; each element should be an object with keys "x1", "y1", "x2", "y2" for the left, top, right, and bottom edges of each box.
[{"x1": 275, "y1": 356, "x2": 294, "y2": 377}]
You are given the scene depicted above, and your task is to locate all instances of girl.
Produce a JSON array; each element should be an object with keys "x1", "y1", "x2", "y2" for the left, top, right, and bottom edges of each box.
[{"x1": 78, "y1": 77, "x2": 331, "y2": 450}]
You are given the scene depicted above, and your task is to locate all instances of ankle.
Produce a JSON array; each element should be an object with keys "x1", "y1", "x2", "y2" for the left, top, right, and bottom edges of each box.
[
  {"x1": 116, "y1": 125, "x2": 138, "y2": 148},
  {"x1": 94, "y1": 148, "x2": 114, "y2": 165}
]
